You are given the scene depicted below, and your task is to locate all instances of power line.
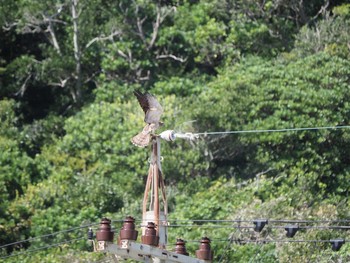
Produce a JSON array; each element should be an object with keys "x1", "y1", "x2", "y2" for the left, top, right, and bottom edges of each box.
[
  {"x1": 2, "y1": 225, "x2": 346, "y2": 260},
  {"x1": 162, "y1": 224, "x2": 350, "y2": 230},
  {"x1": 2, "y1": 217, "x2": 349, "y2": 255},
  {"x1": 0, "y1": 236, "x2": 85, "y2": 260},
  {"x1": 136, "y1": 218, "x2": 350, "y2": 224},
  {"x1": 0, "y1": 220, "x2": 128, "y2": 252},
  {"x1": 273, "y1": 225, "x2": 350, "y2": 230},
  {"x1": 194, "y1": 125, "x2": 350, "y2": 136},
  {"x1": 164, "y1": 224, "x2": 252, "y2": 229},
  {"x1": 0, "y1": 222, "x2": 99, "y2": 250},
  {"x1": 112, "y1": 218, "x2": 350, "y2": 231},
  {"x1": 269, "y1": 219, "x2": 350, "y2": 224},
  {"x1": 226, "y1": 239, "x2": 348, "y2": 244},
  {"x1": 165, "y1": 238, "x2": 348, "y2": 245}
]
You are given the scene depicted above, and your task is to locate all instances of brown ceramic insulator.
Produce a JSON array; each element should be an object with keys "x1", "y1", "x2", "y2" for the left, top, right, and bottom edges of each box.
[
  {"x1": 174, "y1": 238, "x2": 189, "y2": 256},
  {"x1": 196, "y1": 237, "x2": 213, "y2": 261},
  {"x1": 119, "y1": 216, "x2": 138, "y2": 241},
  {"x1": 96, "y1": 218, "x2": 114, "y2": 242},
  {"x1": 141, "y1": 222, "x2": 159, "y2": 246}
]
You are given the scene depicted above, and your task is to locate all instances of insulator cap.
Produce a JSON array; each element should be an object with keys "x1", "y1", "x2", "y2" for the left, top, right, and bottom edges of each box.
[
  {"x1": 96, "y1": 218, "x2": 114, "y2": 242},
  {"x1": 196, "y1": 237, "x2": 213, "y2": 261},
  {"x1": 141, "y1": 222, "x2": 159, "y2": 246},
  {"x1": 175, "y1": 238, "x2": 189, "y2": 256},
  {"x1": 119, "y1": 216, "x2": 138, "y2": 241}
]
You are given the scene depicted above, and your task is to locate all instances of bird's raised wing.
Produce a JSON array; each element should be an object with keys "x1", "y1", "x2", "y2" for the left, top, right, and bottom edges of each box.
[{"x1": 134, "y1": 90, "x2": 163, "y2": 124}]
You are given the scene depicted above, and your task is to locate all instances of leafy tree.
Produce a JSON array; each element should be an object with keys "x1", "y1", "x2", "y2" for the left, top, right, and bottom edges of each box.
[
  {"x1": 294, "y1": 10, "x2": 350, "y2": 59},
  {"x1": 1, "y1": 1, "x2": 350, "y2": 262},
  {"x1": 0, "y1": 0, "x2": 123, "y2": 114},
  {"x1": 0, "y1": 99, "x2": 33, "y2": 251}
]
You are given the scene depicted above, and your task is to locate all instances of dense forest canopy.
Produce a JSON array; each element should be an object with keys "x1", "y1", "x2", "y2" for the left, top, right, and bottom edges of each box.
[{"x1": 1, "y1": 0, "x2": 350, "y2": 262}]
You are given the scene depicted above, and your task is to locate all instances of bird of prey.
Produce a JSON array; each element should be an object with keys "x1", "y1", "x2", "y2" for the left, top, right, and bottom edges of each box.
[{"x1": 131, "y1": 90, "x2": 164, "y2": 147}]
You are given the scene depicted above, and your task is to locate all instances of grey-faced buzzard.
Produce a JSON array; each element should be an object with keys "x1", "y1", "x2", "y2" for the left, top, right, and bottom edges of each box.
[{"x1": 131, "y1": 90, "x2": 164, "y2": 147}]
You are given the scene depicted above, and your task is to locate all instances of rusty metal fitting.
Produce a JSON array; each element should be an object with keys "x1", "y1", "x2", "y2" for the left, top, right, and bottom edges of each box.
[
  {"x1": 174, "y1": 238, "x2": 189, "y2": 256},
  {"x1": 196, "y1": 237, "x2": 213, "y2": 261},
  {"x1": 96, "y1": 218, "x2": 114, "y2": 242},
  {"x1": 119, "y1": 216, "x2": 138, "y2": 241},
  {"x1": 141, "y1": 222, "x2": 159, "y2": 246}
]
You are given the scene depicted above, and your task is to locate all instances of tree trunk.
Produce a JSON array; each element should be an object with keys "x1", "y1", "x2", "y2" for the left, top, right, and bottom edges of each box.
[{"x1": 71, "y1": 0, "x2": 82, "y2": 104}]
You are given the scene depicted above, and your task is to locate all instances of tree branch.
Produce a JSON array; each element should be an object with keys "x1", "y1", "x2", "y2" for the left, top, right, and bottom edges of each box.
[
  {"x1": 148, "y1": 5, "x2": 176, "y2": 50},
  {"x1": 132, "y1": 0, "x2": 147, "y2": 46},
  {"x1": 133, "y1": 1, "x2": 175, "y2": 50},
  {"x1": 156, "y1": 54, "x2": 187, "y2": 63},
  {"x1": 309, "y1": 0, "x2": 330, "y2": 24},
  {"x1": 43, "y1": 14, "x2": 61, "y2": 54},
  {"x1": 148, "y1": 4, "x2": 161, "y2": 50},
  {"x1": 49, "y1": 77, "x2": 70, "y2": 88},
  {"x1": 85, "y1": 30, "x2": 122, "y2": 49},
  {"x1": 117, "y1": 49, "x2": 133, "y2": 64},
  {"x1": 15, "y1": 74, "x2": 32, "y2": 97},
  {"x1": 136, "y1": 69, "x2": 150, "y2": 81},
  {"x1": 8, "y1": 6, "x2": 65, "y2": 53},
  {"x1": 2, "y1": 22, "x2": 18, "y2": 31}
]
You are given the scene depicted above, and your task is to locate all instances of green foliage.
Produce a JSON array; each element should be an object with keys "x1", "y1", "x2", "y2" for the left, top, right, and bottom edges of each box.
[
  {"x1": 332, "y1": 3, "x2": 350, "y2": 17},
  {"x1": 152, "y1": 76, "x2": 205, "y2": 96},
  {"x1": 170, "y1": 175, "x2": 350, "y2": 261},
  {"x1": 294, "y1": 14, "x2": 350, "y2": 59},
  {"x1": 169, "y1": 2, "x2": 227, "y2": 68},
  {"x1": 20, "y1": 114, "x2": 65, "y2": 158},
  {"x1": 0, "y1": 99, "x2": 34, "y2": 250},
  {"x1": 166, "y1": 50, "x2": 350, "y2": 261},
  {"x1": 1, "y1": 1, "x2": 350, "y2": 261}
]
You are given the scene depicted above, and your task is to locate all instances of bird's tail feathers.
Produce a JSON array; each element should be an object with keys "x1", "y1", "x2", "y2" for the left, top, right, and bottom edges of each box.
[{"x1": 131, "y1": 124, "x2": 151, "y2": 147}]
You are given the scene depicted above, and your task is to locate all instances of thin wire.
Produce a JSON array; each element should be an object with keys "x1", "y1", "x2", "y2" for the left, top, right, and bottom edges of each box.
[
  {"x1": 165, "y1": 219, "x2": 253, "y2": 223},
  {"x1": 161, "y1": 221, "x2": 350, "y2": 231},
  {"x1": 114, "y1": 218, "x2": 350, "y2": 233},
  {"x1": 273, "y1": 225, "x2": 350, "y2": 230},
  {"x1": 234, "y1": 239, "x2": 343, "y2": 243},
  {"x1": 165, "y1": 224, "x2": 252, "y2": 229},
  {"x1": 218, "y1": 238, "x2": 233, "y2": 263},
  {"x1": 164, "y1": 224, "x2": 350, "y2": 229},
  {"x1": 0, "y1": 237, "x2": 85, "y2": 259},
  {"x1": 269, "y1": 219, "x2": 350, "y2": 223},
  {"x1": 149, "y1": 219, "x2": 350, "y2": 224},
  {"x1": 4, "y1": 217, "x2": 348, "y2": 252},
  {"x1": 194, "y1": 125, "x2": 350, "y2": 136},
  {"x1": 182, "y1": 238, "x2": 349, "y2": 244},
  {"x1": 218, "y1": 229, "x2": 239, "y2": 263},
  {"x1": 0, "y1": 222, "x2": 99, "y2": 250},
  {"x1": 248, "y1": 242, "x2": 264, "y2": 263}
]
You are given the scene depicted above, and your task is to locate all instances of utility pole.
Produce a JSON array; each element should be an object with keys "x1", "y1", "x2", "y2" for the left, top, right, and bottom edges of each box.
[
  {"x1": 92, "y1": 131, "x2": 213, "y2": 262},
  {"x1": 142, "y1": 136, "x2": 168, "y2": 249}
]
